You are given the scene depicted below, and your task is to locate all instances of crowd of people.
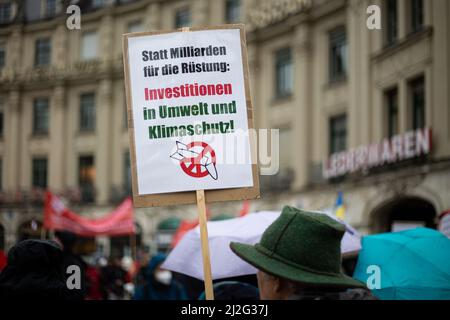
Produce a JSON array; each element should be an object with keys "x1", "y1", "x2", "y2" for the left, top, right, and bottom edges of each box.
[
  {"x1": 0, "y1": 231, "x2": 189, "y2": 300},
  {"x1": 0, "y1": 206, "x2": 378, "y2": 300}
]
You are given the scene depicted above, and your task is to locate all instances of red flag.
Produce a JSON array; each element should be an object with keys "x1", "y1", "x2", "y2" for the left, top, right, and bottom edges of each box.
[
  {"x1": 0, "y1": 250, "x2": 6, "y2": 272},
  {"x1": 44, "y1": 192, "x2": 135, "y2": 237},
  {"x1": 239, "y1": 200, "x2": 250, "y2": 217}
]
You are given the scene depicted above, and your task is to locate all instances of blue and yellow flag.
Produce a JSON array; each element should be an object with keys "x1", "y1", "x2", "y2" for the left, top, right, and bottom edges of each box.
[{"x1": 335, "y1": 191, "x2": 345, "y2": 220}]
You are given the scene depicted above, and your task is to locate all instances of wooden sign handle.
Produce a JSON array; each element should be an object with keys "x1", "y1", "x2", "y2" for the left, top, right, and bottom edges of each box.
[{"x1": 196, "y1": 189, "x2": 214, "y2": 300}]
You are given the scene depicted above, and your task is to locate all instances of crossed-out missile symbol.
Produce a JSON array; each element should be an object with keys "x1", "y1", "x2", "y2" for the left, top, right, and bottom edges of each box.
[{"x1": 170, "y1": 141, "x2": 218, "y2": 180}]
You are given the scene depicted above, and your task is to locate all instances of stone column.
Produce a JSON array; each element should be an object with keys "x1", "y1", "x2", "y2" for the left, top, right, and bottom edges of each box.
[
  {"x1": 431, "y1": 0, "x2": 450, "y2": 158},
  {"x1": 96, "y1": 78, "x2": 113, "y2": 205},
  {"x1": 370, "y1": 0, "x2": 384, "y2": 54},
  {"x1": 348, "y1": 0, "x2": 360, "y2": 148},
  {"x1": 8, "y1": 26, "x2": 22, "y2": 74},
  {"x1": 110, "y1": 82, "x2": 123, "y2": 192},
  {"x1": 292, "y1": 24, "x2": 311, "y2": 190},
  {"x1": 49, "y1": 83, "x2": 66, "y2": 191},
  {"x1": 5, "y1": 89, "x2": 20, "y2": 192},
  {"x1": 398, "y1": 0, "x2": 407, "y2": 39},
  {"x1": 54, "y1": 19, "x2": 68, "y2": 69},
  {"x1": 100, "y1": 12, "x2": 114, "y2": 65},
  {"x1": 348, "y1": 0, "x2": 372, "y2": 146},
  {"x1": 398, "y1": 79, "x2": 408, "y2": 134},
  {"x1": 247, "y1": 43, "x2": 259, "y2": 129},
  {"x1": 246, "y1": 42, "x2": 261, "y2": 177}
]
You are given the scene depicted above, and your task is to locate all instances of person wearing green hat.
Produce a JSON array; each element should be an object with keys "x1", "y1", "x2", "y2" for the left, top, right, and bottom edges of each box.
[{"x1": 230, "y1": 206, "x2": 376, "y2": 300}]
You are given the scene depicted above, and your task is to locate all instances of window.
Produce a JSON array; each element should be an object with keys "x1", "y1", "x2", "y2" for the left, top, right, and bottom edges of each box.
[
  {"x1": 46, "y1": 0, "x2": 57, "y2": 17},
  {"x1": 79, "y1": 155, "x2": 95, "y2": 203},
  {"x1": 127, "y1": 20, "x2": 143, "y2": 33},
  {"x1": 35, "y1": 38, "x2": 51, "y2": 66},
  {"x1": 32, "y1": 157, "x2": 48, "y2": 189},
  {"x1": 329, "y1": 114, "x2": 347, "y2": 155},
  {"x1": 411, "y1": 0, "x2": 424, "y2": 33},
  {"x1": 275, "y1": 47, "x2": 293, "y2": 98},
  {"x1": 81, "y1": 31, "x2": 98, "y2": 61},
  {"x1": 329, "y1": 26, "x2": 347, "y2": 82},
  {"x1": 92, "y1": 0, "x2": 104, "y2": 8},
  {"x1": 225, "y1": 0, "x2": 240, "y2": 23},
  {"x1": 175, "y1": 7, "x2": 190, "y2": 28},
  {"x1": 385, "y1": 88, "x2": 399, "y2": 137},
  {"x1": 386, "y1": 0, "x2": 398, "y2": 46},
  {"x1": 0, "y1": 2, "x2": 11, "y2": 24},
  {"x1": 124, "y1": 151, "x2": 131, "y2": 193},
  {"x1": 80, "y1": 93, "x2": 96, "y2": 131},
  {"x1": 33, "y1": 98, "x2": 49, "y2": 135},
  {"x1": 410, "y1": 76, "x2": 425, "y2": 130},
  {"x1": 0, "y1": 45, "x2": 5, "y2": 68}
]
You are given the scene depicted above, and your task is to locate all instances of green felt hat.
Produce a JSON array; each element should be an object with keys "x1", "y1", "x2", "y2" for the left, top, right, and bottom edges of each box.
[{"x1": 230, "y1": 206, "x2": 366, "y2": 289}]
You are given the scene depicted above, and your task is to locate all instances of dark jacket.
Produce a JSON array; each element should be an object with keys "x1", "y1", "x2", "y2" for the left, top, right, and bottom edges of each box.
[
  {"x1": 55, "y1": 231, "x2": 87, "y2": 300},
  {"x1": 60, "y1": 250, "x2": 87, "y2": 300},
  {"x1": 289, "y1": 288, "x2": 378, "y2": 300},
  {"x1": 198, "y1": 281, "x2": 260, "y2": 300},
  {"x1": 0, "y1": 240, "x2": 69, "y2": 300},
  {"x1": 100, "y1": 264, "x2": 128, "y2": 299}
]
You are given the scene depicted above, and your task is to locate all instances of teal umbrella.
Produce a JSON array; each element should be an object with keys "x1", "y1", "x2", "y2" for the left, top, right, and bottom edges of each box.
[{"x1": 353, "y1": 228, "x2": 450, "y2": 300}]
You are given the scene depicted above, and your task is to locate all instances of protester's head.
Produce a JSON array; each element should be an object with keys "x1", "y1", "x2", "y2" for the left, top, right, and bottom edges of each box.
[
  {"x1": 54, "y1": 230, "x2": 77, "y2": 252},
  {"x1": 139, "y1": 251, "x2": 150, "y2": 266},
  {"x1": 0, "y1": 239, "x2": 68, "y2": 299},
  {"x1": 256, "y1": 271, "x2": 293, "y2": 300},
  {"x1": 121, "y1": 256, "x2": 134, "y2": 272},
  {"x1": 147, "y1": 253, "x2": 172, "y2": 286},
  {"x1": 230, "y1": 206, "x2": 366, "y2": 300},
  {"x1": 97, "y1": 256, "x2": 108, "y2": 268}
]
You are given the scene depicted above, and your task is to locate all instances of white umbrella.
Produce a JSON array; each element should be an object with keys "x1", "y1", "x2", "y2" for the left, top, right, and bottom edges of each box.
[{"x1": 161, "y1": 211, "x2": 361, "y2": 280}]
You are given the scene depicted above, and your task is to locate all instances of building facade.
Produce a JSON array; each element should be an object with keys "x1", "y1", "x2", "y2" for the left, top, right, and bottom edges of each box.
[{"x1": 0, "y1": 0, "x2": 449, "y2": 255}]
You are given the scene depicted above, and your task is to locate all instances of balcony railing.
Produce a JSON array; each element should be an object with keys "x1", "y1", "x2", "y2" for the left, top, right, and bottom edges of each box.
[
  {"x1": 80, "y1": 184, "x2": 96, "y2": 203},
  {"x1": 0, "y1": 186, "x2": 98, "y2": 207}
]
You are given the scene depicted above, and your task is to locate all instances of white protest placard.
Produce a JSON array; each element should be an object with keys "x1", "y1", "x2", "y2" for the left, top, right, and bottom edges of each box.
[{"x1": 123, "y1": 25, "x2": 259, "y2": 207}]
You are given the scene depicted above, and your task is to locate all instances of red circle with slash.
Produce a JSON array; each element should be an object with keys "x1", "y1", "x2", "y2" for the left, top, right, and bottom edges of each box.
[{"x1": 180, "y1": 142, "x2": 216, "y2": 178}]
